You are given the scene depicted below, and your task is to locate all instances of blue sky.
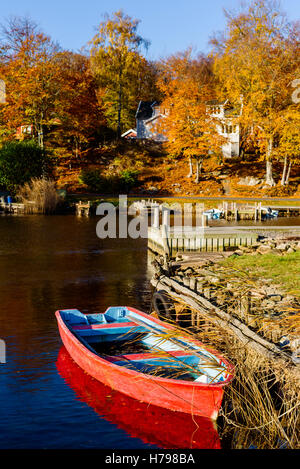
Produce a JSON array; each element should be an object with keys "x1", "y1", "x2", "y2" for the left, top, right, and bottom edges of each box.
[{"x1": 0, "y1": 0, "x2": 299, "y2": 60}]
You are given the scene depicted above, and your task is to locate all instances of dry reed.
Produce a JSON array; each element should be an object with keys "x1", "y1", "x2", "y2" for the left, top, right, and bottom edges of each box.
[
  {"x1": 151, "y1": 295, "x2": 300, "y2": 449},
  {"x1": 18, "y1": 178, "x2": 60, "y2": 214}
]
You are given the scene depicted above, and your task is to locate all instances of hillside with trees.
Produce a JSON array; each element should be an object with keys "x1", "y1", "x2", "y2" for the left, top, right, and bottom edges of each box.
[{"x1": 0, "y1": 1, "x2": 299, "y2": 198}]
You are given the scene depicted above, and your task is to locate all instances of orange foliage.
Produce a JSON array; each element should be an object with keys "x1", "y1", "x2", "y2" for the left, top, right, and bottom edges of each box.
[{"x1": 157, "y1": 51, "x2": 226, "y2": 166}]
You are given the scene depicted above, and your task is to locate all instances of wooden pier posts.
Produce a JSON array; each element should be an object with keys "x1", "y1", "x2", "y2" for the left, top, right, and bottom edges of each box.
[
  {"x1": 76, "y1": 201, "x2": 91, "y2": 216},
  {"x1": 0, "y1": 201, "x2": 25, "y2": 214},
  {"x1": 222, "y1": 201, "x2": 265, "y2": 221}
]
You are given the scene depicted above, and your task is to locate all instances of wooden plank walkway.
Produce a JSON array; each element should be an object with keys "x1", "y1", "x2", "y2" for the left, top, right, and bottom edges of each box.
[
  {"x1": 148, "y1": 225, "x2": 259, "y2": 255},
  {"x1": 148, "y1": 223, "x2": 300, "y2": 256}
]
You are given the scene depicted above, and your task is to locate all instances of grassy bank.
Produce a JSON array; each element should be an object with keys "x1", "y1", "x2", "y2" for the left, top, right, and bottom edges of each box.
[
  {"x1": 154, "y1": 248, "x2": 300, "y2": 448},
  {"x1": 220, "y1": 251, "x2": 300, "y2": 298}
]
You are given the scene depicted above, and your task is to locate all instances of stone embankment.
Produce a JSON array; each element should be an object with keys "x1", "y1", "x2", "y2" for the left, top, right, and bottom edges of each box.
[{"x1": 152, "y1": 236, "x2": 300, "y2": 364}]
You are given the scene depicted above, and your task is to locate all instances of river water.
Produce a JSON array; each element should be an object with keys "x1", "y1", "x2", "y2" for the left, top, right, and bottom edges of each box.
[
  {"x1": 0, "y1": 215, "x2": 223, "y2": 449},
  {"x1": 0, "y1": 213, "x2": 298, "y2": 449},
  {"x1": 0, "y1": 215, "x2": 157, "y2": 449}
]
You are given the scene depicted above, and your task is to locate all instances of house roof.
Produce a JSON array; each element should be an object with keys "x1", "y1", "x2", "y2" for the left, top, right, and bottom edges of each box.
[
  {"x1": 206, "y1": 99, "x2": 228, "y2": 106},
  {"x1": 224, "y1": 106, "x2": 241, "y2": 117},
  {"x1": 136, "y1": 101, "x2": 158, "y2": 119},
  {"x1": 121, "y1": 128, "x2": 137, "y2": 137}
]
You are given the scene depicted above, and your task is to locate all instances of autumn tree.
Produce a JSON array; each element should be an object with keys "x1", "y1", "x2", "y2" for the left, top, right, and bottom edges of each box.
[
  {"x1": 0, "y1": 16, "x2": 60, "y2": 147},
  {"x1": 89, "y1": 10, "x2": 154, "y2": 138},
  {"x1": 157, "y1": 50, "x2": 226, "y2": 183},
  {"x1": 275, "y1": 108, "x2": 300, "y2": 186},
  {"x1": 50, "y1": 51, "x2": 105, "y2": 157},
  {"x1": 212, "y1": 0, "x2": 300, "y2": 186}
]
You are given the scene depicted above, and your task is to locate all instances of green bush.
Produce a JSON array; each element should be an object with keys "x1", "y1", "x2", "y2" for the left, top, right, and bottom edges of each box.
[
  {"x1": 118, "y1": 169, "x2": 139, "y2": 192},
  {"x1": 78, "y1": 169, "x2": 106, "y2": 193},
  {"x1": 0, "y1": 140, "x2": 50, "y2": 193},
  {"x1": 79, "y1": 168, "x2": 139, "y2": 194}
]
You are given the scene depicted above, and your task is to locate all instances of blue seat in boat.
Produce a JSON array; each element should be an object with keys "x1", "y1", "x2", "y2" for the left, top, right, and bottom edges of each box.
[
  {"x1": 87, "y1": 313, "x2": 107, "y2": 324},
  {"x1": 104, "y1": 307, "x2": 128, "y2": 323},
  {"x1": 60, "y1": 309, "x2": 89, "y2": 325}
]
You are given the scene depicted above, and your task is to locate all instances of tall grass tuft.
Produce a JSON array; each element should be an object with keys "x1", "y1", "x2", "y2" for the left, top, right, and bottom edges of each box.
[
  {"x1": 150, "y1": 296, "x2": 300, "y2": 449},
  {"x1": 18, "y1": 177, "x2": 60, "y2": 214}
]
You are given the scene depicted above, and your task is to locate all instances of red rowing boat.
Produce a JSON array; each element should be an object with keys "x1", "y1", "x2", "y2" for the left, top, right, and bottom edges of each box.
[{"x1": 55, "y1": 306, "x2": 234, "y2": 420}]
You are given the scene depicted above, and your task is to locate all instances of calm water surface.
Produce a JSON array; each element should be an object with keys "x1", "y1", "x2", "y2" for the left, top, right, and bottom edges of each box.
[
  {"x1": 2, "y1": 213, "x2": 296, "y2": 449},
  {"x1": 0, "y1": 215, "x2": 222, "y2": 450},
  {"x1": 0, "y1": 215, "x2": 158, "y2": 449}
]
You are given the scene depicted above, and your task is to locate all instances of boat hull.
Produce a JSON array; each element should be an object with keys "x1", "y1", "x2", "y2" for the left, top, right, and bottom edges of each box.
[{"x1": 56, "y1": 308, "x2": 230, "y2": 419}]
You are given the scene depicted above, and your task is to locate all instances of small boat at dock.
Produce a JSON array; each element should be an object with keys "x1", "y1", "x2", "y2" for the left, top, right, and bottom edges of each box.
[
  {"x1": 203, "y1": 208, "x2": 223, "y2": 220},
  {"x1": 261, "y1": 207, "x2": 279, "y2": 219},
  {"x1": 55, "y1": 306, "x2": 234, "y2": 420}
]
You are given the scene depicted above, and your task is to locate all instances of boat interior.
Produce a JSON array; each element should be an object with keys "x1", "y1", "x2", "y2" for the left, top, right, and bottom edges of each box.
[{"x1": 60, "y1": 307, "x2": 228, "y2": 384}]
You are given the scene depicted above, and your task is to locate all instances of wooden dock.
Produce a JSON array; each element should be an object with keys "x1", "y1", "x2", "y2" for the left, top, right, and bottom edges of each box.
[
  {"x1": 130, "y1": 199, "x2": 161, "y2": 214},
  {"x1": 148, "y1": 199, "x2": 300, "y2": 256},
  {"x1": 148, "y1": 224, "x2": 260, "y2": 256},
  {"x1": 0, "y1": 202, "x2": 25, "y2": 214},
  {"x1": 220, "y1": 201, "x2": 300, "y2": 221},
  {"x1": 132, "y1": 199, "x2": 300, "y2": 221},
  {"x1": 75, "y1": 201, "x2": 92, "y2": 216}
]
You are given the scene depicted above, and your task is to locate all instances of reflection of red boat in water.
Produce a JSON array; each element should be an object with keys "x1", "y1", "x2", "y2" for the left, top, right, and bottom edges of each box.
[{"x1": 56, "y1": 347, "x2": 221, "y2": 449}]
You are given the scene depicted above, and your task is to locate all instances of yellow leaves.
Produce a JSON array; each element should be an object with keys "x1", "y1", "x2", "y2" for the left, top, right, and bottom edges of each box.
[
  {"x1": 89, "y1": 11, "x2": 152, "y2": 133},
  {"x1": 212, "y1": 0, "x2": 299, "y2": 163},
  {"x1": 157, "y1": 52, "x2": 225, "y2": 160}
]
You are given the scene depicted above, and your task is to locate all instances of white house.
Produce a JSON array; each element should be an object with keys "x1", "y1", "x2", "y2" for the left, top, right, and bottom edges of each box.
[
  {"x1": 135, "y1": 101, "x2": 167, "y2": 142},
  {"x1": 206, "y1": 100, "x2": 241, "y2": 158},
  {"x1": 126, "y1": 99, "x2": 241, "y2": 158}
]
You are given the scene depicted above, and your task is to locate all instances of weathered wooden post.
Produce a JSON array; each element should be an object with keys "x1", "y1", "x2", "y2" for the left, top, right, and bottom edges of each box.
[
  {"x1": 202, "y1": 214, "x2": 208, "y2": 227},
  {"x1": 161, "y1": 223, "x2": 170, "y2": 256},
  {"x1": 240, "y1": 293, "x2": 251, "y2": 324},
  {"x1": 86, "y1": 201, "x2": 91, "y2": 217},
  {"x1": 259, "y1": 202, "x2": 262, "y2": 221},
  {"x1": 76, "y1": 201, "x2": 82, "y2": 216},
  {"x1": 152, "y1": 205, "x2": 160, "y2": 228},
  {"x1": 234, "y1": 202, "x2": 238, "y2": 221},
  {"x1": 0, "y1": 339, "x2": 5, "y2": 363},
  {"x1": 224, "y1": 201, "x2": 228, "y2": 221}
]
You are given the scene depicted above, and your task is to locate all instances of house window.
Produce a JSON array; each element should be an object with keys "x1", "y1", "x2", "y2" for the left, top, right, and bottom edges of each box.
[{"x1": 223, "y1": 124, "x2": 234, "y2": 134}]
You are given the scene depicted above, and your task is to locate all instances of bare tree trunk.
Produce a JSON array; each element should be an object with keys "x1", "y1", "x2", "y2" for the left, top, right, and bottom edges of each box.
[
  {"x1": 285, "y1": 160, "x2": 292, "y2": 186},
  {"x1": 36, "y1": 111, "x2": 44, "y2": 149},
  {"x1": 38, "y1": 126, "x2": 44, "y2": 149},
  {"x1": 281, "y1": 156, "x2": 288, "y2": 186},
  {"x1": 187, "y1": 156, "x2": 193, "y2": 178},
  {"x1": 117, "y1": 73, "x2": 122, "y2": 139},
  {"x1": 195, "y1": 159, "x2": 200, "y2": 184},
  {"x1": 265, "y1": 137, "x2": 275, "y2": 186}
]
